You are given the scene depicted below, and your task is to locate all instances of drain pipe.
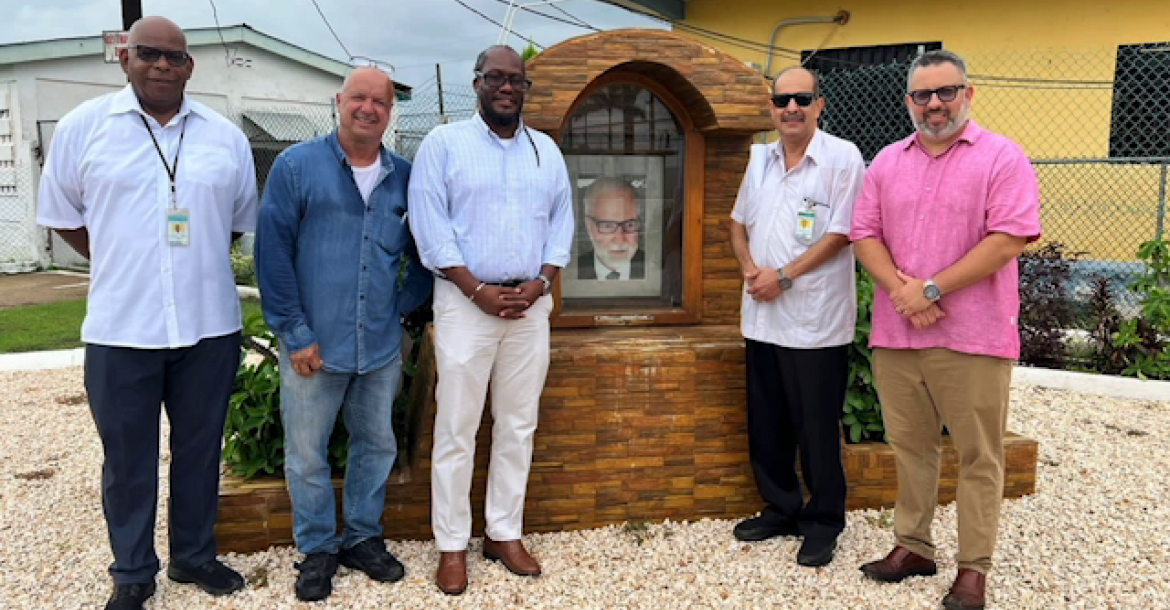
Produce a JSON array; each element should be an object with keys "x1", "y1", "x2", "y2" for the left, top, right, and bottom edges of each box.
[{"x1": 763, "y1": 10, "x2": 851, "y2": 78}]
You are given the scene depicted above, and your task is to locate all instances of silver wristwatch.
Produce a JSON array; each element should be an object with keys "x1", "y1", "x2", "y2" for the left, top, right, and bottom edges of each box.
[
  {"x1": 538, "y1": 274, "x2": 552, "y2": 296},
  {"x1": 778, "y1": 267, "x2": 793, "y2": 291},
  {"x1": 924, "y1": 278, "x2": 942, "y2": 302}
]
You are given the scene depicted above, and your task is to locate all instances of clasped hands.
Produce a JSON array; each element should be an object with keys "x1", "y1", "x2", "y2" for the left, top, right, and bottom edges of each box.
[
  {"x1": 744, "y1": 267, "x2": 783, "y2": 302},
  {"x1": 890, "y1": 270, "x2": 945, "y2": 330},
  {"x1": 472, "y1": 280, "x2": 544, "y2": 319}
]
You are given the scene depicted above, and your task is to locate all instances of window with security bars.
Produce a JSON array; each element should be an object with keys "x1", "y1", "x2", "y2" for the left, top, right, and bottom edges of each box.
[
  {"x1": 1109, "y1": 43, "x2": 1170, "y2": 159},
  {"x1": 802, "y1": 42, "x2": 942, "y2": 161}
]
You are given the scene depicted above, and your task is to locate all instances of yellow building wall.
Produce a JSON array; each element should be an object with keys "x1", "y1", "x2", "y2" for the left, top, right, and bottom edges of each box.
[{"x1": 678, "y1": 0, "x2": 1170, "y2": 260}]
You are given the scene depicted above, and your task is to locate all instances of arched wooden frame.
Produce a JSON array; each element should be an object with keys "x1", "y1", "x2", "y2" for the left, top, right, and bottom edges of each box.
[{"x1": 549, "y1": 71, "x2": 705, "y2": 328}]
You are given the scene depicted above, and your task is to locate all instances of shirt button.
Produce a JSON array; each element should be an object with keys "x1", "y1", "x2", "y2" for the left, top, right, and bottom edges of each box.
[{"x1": 925, "y1": 187, "x2": 932, "y2": 192}]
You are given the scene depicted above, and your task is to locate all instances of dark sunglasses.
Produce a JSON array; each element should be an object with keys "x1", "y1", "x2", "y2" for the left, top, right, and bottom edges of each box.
[
  {"x1": 475, "y1": 70, "x2": 532, "y2": 92},
  {"x1": 908, "y1": 85, "x2": 966, "y2": 106},
  {"x1": 131, "y1": 44, "x2": 191, "y2": 67},
  {"x1": 771, "y1": 93, "x2": 817, "y2": 108}
]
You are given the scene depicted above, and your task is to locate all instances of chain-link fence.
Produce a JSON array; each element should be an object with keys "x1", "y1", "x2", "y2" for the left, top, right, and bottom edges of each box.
[
  {"x1": 802, "y1": 44, "x2": 1170, "y2": 306},
  {"x1": 394, "y1": 79, "x2": 477, "y2": 160}
]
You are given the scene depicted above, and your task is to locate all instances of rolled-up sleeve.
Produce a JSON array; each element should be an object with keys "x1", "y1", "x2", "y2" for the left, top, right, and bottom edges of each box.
[
  {"x1": 407, "y1": 132, "x2": 465, "y2": 272},
  {"x1": 541, "y1": 151, "x2": 574, "y2": 268},
  {"x1": 849, "y1": 151, "x2": 887, "y2": 243},
  {"x1": 255, "y1": 152, "x2": 316, "y2": 353},
  {"x1": 986, "y1": 142, "x2": 1042, "y2": 243}
]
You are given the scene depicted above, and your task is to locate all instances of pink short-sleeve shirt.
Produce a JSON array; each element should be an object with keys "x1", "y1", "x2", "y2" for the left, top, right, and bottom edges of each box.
[{"x1": 849, "y1": 121, "x2": 1042, "y2": 360}]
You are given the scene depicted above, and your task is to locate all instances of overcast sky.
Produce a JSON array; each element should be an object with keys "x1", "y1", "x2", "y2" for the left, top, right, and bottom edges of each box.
[{"x1": 0, "y1": 0, "x2": 665, "y2": 91}]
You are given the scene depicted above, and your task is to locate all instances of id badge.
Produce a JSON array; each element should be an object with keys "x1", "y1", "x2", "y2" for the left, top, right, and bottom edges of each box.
[
  {"x1": 167, "y1": 208, "x2": 191, "y2": 247},
  {"x1": 795, "y1": 208, "x2": 816, "y2": 242}
]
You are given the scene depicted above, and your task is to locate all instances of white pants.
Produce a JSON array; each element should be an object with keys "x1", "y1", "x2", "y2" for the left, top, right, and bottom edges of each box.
[{"x1": 430, "y1": 279, "x2": 552, "y2": 551}]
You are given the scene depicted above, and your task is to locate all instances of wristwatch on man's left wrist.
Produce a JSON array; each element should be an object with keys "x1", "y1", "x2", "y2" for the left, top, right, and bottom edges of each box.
[
  {"x1": 924, "y1": 278, "x2": 942, "y2": 302},
  {"x1": 538, "y1": 274, "x2": 552, "y2": 296},
  {"x1": 778, "y1": 267, "x2": 793, "y2": 291}
]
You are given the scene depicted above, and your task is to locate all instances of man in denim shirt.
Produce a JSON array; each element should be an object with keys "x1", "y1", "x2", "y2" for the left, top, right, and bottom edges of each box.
[{"x1": 255, "y1": 67, "x2": 432, "y2": 602}]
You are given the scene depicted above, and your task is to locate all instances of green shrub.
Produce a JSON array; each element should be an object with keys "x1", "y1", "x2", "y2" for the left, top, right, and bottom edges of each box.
[{"x1": 843, "y1": 266, "x2": 884, "y2": 443}]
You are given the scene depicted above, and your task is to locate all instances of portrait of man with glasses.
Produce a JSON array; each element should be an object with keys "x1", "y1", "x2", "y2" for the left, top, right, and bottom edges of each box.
[{"x1": 577, "y1": 176, "x2": 645, "y2": 280}]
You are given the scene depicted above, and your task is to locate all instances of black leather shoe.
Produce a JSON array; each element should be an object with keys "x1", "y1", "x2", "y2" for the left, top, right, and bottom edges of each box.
[
  {"x1": 796, "y1": 537, "x2": 837, "y2": 567},
  {"x1": 295, "y1": 552, "x2": 339, "y2": 602},
  {"x1": 104, "y1": 582, "x2": 156, "y2": 610},
  {"x1": 733, "y1": 513, "x2": 801, "y2": 542},
  {"x1": 166, "y1": 559, "x2": 245, "y2": 596},
  {"x1": 340, "y1": 537, "x2": 406, "y2": 583}
]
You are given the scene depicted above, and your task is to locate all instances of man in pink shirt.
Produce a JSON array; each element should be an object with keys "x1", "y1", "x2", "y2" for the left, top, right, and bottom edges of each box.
[{"x1": 850, "y1": 50, "x2": 1041, "y2": 610}]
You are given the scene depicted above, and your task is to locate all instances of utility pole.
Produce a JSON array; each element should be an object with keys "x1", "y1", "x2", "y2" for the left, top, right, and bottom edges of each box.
[
  {"x1": 435, "y1": 63, "x2": 447, "y2": 124},
  {"x1": 121, "y1": 0, "x2": 143, "y2": 30}
]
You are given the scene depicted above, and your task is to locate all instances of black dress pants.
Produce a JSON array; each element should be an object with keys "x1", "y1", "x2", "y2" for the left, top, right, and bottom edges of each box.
[
  {"x1": 745, "y1": 339, "x2": 848, "y2": 541},
  {"x1": 84, "y1": 332, "x2": 241, "y2": 585}
]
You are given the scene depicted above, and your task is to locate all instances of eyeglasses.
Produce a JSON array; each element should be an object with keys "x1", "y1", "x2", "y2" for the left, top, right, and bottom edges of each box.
[
  {"x1": 588, "y1": 216, "x2": 642, "y2": 234},
  {"x1": 131, "y1": 44, "x2": 191, "y2": 67},
  {"x1": 771, "y1": 93, "x2": 817, "y2": 108},
  {"x1": 907, "y1": 85, "x2": 966, "y2": 106},
  {"x1": 476, "y1": 70, "x2": 532, "y2": 92}
]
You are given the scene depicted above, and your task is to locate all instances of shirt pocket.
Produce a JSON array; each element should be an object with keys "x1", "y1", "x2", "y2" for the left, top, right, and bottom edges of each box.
[
  {"x1": 184, "y1": 144, "x2": 238, "y2": 192},
  {"x1": 378, "y1": 209, "x2": 409, "y2": 255},
  {"x1": 796, "y1": 272, "x2": 829, "y2": 329}
]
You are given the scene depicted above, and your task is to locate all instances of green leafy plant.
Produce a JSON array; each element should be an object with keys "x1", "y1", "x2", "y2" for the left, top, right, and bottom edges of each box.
[
  {"x1": 222, "y1": 311, "x2": 351, "y2": 478},
  {"x1": 230, "y1": 241, "x2": 257, "y2": 287},
  {"x1": 843, "y1": 266, "x2": 884, "y2": 443}
]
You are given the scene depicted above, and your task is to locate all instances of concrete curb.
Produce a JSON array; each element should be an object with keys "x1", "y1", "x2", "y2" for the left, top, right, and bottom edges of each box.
[
  {"x1": 0, "y1": 348, "x2": 85, "y2": 372},
  {"x1": 1012, "y1": 366, "x2": 1170, "y2": 403}
]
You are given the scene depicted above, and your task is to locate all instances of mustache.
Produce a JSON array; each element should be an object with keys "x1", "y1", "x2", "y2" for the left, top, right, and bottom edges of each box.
[{"x1": 780, "y1": 113, "x2": 805, "y2": 122}]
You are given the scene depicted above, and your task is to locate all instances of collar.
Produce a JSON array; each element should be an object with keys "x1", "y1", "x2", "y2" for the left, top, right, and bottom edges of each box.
[
  {"x1": 475, "y1": 111, "x2": 526, "y2": 141},
  {"x1": 768, "y1": 129, "x2": 825, "y2": 168},
  {"x1": 902, "y1": 119, "x2": 984, "y2": 151},
  {"x1": 326, "y1": 130, "x2": 396, "y2": 174},
  {"x1": 594, "y1": 252, "x2": 632, "y2": 280},
  {"x1": 108, "y1": 84, "x2": 199, "y2": 125}
]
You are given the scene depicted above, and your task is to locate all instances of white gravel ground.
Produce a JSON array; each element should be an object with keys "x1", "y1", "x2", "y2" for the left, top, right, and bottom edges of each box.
[{"x1": 1, "y1": 367, "x2": 1167, "y2": 610}]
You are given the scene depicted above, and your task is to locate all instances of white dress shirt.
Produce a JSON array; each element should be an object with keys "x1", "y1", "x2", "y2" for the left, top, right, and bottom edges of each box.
[
  {"x1": 37, "y1": 85, "x2": 259, "y2": 348},
  {"x1": 593, "y1": 255, "x2": 631, "y2": 280},
  {"x1": 731, "y1": 130, "x2": 866, "y2": 348},
  {"x1": 407, "y1": 113, "x2": 574, "y2": 282}
]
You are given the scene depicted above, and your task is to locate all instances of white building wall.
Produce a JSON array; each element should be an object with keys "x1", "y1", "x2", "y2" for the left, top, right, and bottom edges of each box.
[{"x1": 0, "y1": 40, "x2": 348, "y2": 270}]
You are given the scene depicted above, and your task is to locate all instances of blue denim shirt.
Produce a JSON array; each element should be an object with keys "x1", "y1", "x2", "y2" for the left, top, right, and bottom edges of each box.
[{"x1": 255, "y1": 131, "x2": 433, "y2": 374}]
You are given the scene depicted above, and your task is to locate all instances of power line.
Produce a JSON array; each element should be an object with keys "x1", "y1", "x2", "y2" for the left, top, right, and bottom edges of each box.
[
  {"x1": 308, "y1": 0, "x2": 353, "y2": 60},
  {"x1": 551, "y1": 3, "x2": 593, "y2": 28},
  {"x1": 451, "y1": 0, "x2": 545, "y2": 50},
  {"x1": 487, "y1": 0, "x2": 600, "y2": 32},
  {"x1": 205, "y1": 0, "x2": 233, "y2": 64}
]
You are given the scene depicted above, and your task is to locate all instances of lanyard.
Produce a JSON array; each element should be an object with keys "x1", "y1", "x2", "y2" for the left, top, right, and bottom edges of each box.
[{"x1": 139, "y1": 114, "x2": 188, "y2": 208}]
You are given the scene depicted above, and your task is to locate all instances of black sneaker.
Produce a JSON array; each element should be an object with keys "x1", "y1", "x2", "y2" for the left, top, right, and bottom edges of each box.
[
  {"x1": 295, "y1": 552, "x2": 339, "y2": 602},
  {"x1": 104, "y1": 582, "x2": 156, "y2": 610},
  {"x1": 340, "y1": 537, "x2": 406, "y2": 583},
  {"x1": 167, "y1": 559, "x2": 245, "y2": 595},
  {"x1": 797, "y1": 537, "x2": 838, "y2": 567},
  {"x1": 733, "y1": 513, "x2": 801, "y2": 542}
]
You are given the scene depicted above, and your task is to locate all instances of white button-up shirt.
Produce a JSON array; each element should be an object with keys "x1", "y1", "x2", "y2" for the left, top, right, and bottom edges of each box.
[
  {"x1": 731, "y1": 130, "x2": 865, "y2": 348},
  {"x1": 37, "y1": 85, "x2": 259, "y2": 348},
  {"x1": 407, "y1": 113, "x2": 574, "y2": 282}
]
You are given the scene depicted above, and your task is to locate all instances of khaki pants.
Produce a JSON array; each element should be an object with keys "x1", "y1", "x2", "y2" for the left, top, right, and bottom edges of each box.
[{"x1": 873, "y1": 348, "x2": 1012, "y2": 574}]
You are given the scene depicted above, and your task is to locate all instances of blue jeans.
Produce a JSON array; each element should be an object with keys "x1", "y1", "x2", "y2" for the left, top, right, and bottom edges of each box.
[{"x1": 279, "y1": 351, "x2": 401, "y2": 554}]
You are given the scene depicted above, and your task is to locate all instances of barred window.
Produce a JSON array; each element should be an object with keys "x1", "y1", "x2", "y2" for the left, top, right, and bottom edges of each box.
[{"x1": 1110, "y1": 43, "x2": 1170, "y2": 159}]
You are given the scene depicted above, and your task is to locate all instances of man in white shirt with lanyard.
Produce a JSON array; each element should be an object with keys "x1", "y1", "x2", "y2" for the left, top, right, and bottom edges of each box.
[
  {"x1": 36, "y1": 17, "x2": 257, "y2": 610},
  {"x1": 728, "y1": 67, "x2": 865, "y2": 568},
  {"x1": 408, "y1": 45, "x2": 574, "y2": 596}
]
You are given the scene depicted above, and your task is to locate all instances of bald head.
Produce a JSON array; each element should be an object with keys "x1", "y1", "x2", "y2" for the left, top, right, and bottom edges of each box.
[
  {"x1": 127, "y1": 16, "x2": 187, "y2": 50},
  {"x1": 773, "y1": 67, "x2": 820, "y2": 98},
  {"x1": 341, "y1": 66, "x2": 396, "y2": 101}
]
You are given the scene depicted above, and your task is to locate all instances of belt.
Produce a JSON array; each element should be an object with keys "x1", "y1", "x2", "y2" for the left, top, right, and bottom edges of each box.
[{"x1": 438, "y1": 276, "x2": 525, "y2": 288}]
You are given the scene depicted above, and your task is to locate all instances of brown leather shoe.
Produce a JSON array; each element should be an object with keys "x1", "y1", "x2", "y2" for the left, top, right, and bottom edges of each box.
[
  {"x1": 435, "y1": 551, "x2": 467, "y2": 595},
  {"x1": 482, "y1": 537, "x2": 541, "y2": 576},
  {"x1": 942, "y1": 568, "x2": 986, "y2": 610},
  {"x1": 859, "y1": 546, "x2": 938, "y2": 583}
]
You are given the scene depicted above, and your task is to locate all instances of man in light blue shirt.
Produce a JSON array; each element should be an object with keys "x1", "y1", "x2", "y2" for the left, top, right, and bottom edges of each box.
[
  {"x1": 408, "y1": 45, "x2": 573, "y2": 596},
  {"x1": 255, "y1": 67, "x2": 432, "y2": 602}
]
